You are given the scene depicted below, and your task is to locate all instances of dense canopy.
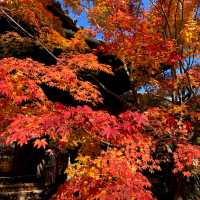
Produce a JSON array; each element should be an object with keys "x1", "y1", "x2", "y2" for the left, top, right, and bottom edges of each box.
[{"x1": 0, "y1": 0, "x2": 200, "y2": 199}]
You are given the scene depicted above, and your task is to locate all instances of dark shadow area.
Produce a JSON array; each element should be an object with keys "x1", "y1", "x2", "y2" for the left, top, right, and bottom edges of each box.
[{"x1": 40, "y1": 84, "x2": 76, "y2": 106}]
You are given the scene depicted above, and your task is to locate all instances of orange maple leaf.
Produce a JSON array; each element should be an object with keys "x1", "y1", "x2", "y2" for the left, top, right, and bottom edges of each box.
[{"x1": 34, "y1": 138, "x2": 48, "y2": 149}]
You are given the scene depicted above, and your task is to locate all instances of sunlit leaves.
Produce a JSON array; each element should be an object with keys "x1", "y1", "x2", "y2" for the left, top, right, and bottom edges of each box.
[
  {"x1": 34, "y1": 138, "x2": 48, "y2": 149},
  {"x1": 0, "y1": 56, "x2": 110, "y2": 105},
  {"x1": 53, "y1": 149, "x2": 154, "y2": 200}
]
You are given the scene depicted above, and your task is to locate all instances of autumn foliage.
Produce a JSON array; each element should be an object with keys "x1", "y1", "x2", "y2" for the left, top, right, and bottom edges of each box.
[{"x1": 0, "y1": 0, "x2": 200, "y2": 200}]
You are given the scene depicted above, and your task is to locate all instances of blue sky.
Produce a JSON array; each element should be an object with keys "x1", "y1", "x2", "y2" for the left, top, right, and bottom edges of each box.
[{"x1": 143, "y1": 0, "x2": 150, "y2": 9}]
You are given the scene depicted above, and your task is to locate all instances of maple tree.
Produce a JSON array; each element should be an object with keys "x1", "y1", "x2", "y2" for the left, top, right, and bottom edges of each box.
[{"x1": 0, "y1": 0, "x2": 200, "y2": 200}]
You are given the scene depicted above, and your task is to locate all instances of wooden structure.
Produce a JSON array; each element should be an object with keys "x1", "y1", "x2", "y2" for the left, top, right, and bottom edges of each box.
[{"x1": 0, "y1": 145, "x2": 68, "y2": 200}]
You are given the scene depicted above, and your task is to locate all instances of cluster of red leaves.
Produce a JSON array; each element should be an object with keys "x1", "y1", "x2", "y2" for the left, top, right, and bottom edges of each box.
[
  {"x1": 0, "y1": 54, "x2": 198, "y2": 198},
  {"x1": 173, "y1": 143, "x2": 200, "y2": 176},
  {"x1": 0, "y1": 101, "x2": 160, "y2": 199},
  {"x1": 0, "y1": 54, "x2": 163, "y2": 200},
  {"x1": 89, "y1": 0, "x2": 178, "y2": 85},
  {"x1": 0, "y1": 57, "x2": 111, "y2": 105},
  {"x1": 1, "y1": 100, "x2": 198, "y2": 173},
  {"x1": 146, "y1": 107, "x2": 192, "y2": 141},
  {"x1": 0, "y1": 101, "x2": 199, "y2": 200},
  {"x1": 51, "y1": 149, "x2": 155, "y2": 200},
  {"x1": 0, "y1": 1, "x2": 200, "y2": 199},
  {"x1": 2, "y1": 104, "x2": 148, "y2": 146},
  {"x1": 1, "y1": 100, "x2": 199, "y2": 199},
  {"x1": 145, "y1": 107, "x2": 199, "y2": 168}
]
